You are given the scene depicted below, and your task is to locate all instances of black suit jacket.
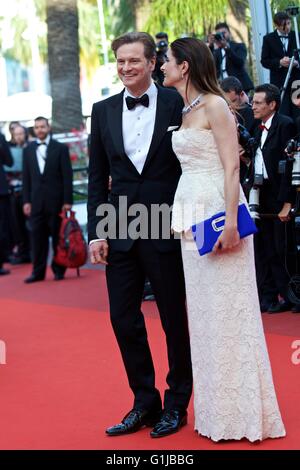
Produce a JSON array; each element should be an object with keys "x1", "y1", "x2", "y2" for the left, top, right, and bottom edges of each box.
[
  {"x1": 22, "y1": 138, "x2": 73, "y2": 215},
  {"x1": 0, "y1": 133, "x2": 13, "y2": 196},
  {"x1": 261, "y1": 31, "x2": 300, "y2": 89},
  {"x1": 88, "y1": 85, "x2": 183, "y2": 252},
  {"x1": 214, "y1": 41, "x2": 254, "y2": 91},
  {"x1": 253, "y1": 113, "x2": 296, "y2": 206}
]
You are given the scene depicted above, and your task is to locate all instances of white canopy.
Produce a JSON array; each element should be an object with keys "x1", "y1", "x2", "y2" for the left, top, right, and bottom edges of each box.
[{"x1": 0, "y1": 91, "x2": 52, "y2": 122}]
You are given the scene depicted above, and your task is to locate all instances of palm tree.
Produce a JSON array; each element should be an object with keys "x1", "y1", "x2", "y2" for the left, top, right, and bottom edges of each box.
[{"x1": 46, "y1": 0, "x2": 83, "y2": 132}]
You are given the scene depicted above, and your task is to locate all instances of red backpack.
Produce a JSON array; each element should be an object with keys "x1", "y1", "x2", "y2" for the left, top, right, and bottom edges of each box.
[{"x1": 54, "y1": 210, "x2": 87, "y2": 275}]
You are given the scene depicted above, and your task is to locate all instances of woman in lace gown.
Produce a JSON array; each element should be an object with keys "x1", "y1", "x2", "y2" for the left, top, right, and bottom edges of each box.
[{"x1": 161, "y1": 38, "x2": 286, "y2": 442}]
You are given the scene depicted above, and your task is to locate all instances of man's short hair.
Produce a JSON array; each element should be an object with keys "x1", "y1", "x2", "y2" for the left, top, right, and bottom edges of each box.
[
  {"x1": 220, "y1": 76, "x2": 243, "y2": 95},
  {"x1": 34, "y1": 116, "x2": 49, "y2": 126},
  {"x1": 215, "y1": 22, "x2": 230, "y2": 32},
  {"x1": 254, "y1": 83, "x2": 281, "y2": 111},
  {"x1": 274, "y1": 11, "x2": 291, "y2": 27},
  {"x1": 111, "y1": 32, "x2": 156, "y2": 61},
  {"x1": 155, "y1": 32, "x2": 168, "y2": 42}
]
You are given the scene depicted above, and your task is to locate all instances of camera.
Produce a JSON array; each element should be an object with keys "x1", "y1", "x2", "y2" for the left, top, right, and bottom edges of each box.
[
  {"x1": 237, "y1": 123, "x2": 256, "y2": 159},
  {"x1": 156, "y1": 40, "x2": 168, "y2": 53},
  {"x1": 285, "y1": 138, "x2": 300, "y2": 186},
  {"x1": 248, "y1": 187, "x2": 260, "y2": 219},
  {"x1": 286, "y1": 6, "x2": 299, "y2": 16},
  {"x1": 214, "y1": 32, "x2": 226, "y2": 42}
]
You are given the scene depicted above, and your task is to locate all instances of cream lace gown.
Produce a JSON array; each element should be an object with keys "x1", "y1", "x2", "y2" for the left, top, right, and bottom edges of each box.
[{"x1": 171, "y1": 128, "x2": 286, "y2": 442}]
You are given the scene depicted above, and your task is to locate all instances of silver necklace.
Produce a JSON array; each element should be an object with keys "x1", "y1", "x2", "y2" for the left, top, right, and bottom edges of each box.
[{"x1": 182, "y1": 94, "x2": 203, "y2": 115}]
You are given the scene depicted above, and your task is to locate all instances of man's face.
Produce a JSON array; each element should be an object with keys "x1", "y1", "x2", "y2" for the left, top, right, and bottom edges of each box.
[
  {"x1": 215, "y1": 27, "x2": 230, "y2": 41},
  {"x1": 252, "y1": 92, "x2": 276, "y2": 120},
  {"x1": 12, "y1": 126, "x2": 26, "y2": 146},
  {"x1": 116, "y1": 42, "x2": 155, "y2": 94},
  {"x1": 224, "y1": 90, "x2": 243, "y2": 109},
  {"x1": 34, "y1": 120, "x2": 50, "y2": 141},
  {"x1": 277, "y1": 20, "x2": 292, "y2": 35}
]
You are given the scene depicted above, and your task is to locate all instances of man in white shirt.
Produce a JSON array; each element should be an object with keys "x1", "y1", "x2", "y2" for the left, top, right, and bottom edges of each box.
[
  {"x1": 261, "y1": 11, "x2": 300, "y2": 119},
  {"x1": 88, "y1": 32, "x2": 192, "y2": 438},
  {"x1": 22, "y1": 117, "x2": 73, "y2": 283},
  {"x1": 252, "y1": 84, "x2": 296, "y2": 313}
]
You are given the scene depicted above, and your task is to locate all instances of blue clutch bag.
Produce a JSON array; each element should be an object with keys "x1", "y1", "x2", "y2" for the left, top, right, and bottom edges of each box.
[{"x1": 191, "y1": 203, "x2": 258, "y2": 256}]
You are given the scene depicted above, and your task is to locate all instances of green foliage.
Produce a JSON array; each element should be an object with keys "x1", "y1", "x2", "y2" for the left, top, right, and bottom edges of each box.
[{"x1": 144, "y1": 0, "x2": 228, "y2": 39}]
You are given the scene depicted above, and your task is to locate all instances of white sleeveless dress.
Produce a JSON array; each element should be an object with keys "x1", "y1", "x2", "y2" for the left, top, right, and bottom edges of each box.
[{"x1": 171, "y1": 128, "x2": 286, "y2": 442}]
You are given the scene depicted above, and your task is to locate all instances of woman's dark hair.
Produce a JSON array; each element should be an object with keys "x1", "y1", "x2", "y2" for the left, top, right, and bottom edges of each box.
[
  {"x1": 170, "y1": 37, "x2": 224, "y2": 102},
  {"x1": 112, "y1": 32, "x2": 156, "y2": 61}
]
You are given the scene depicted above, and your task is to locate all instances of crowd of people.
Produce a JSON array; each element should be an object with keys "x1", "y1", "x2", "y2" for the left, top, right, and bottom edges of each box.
[
  {"x1": 0, "y1": 118, "x2": 73, "y2": 282},
  {"x1": 1, "y1": 9, "x2": 300, "y2": 443}
]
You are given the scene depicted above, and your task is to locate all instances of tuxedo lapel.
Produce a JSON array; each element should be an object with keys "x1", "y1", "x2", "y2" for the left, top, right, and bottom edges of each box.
[
  {"x1": 43, "y1": 139, "x2": 54, "y2": 174},
  {"x1": 262, "y1": 114, "x2": 278, "y2": 150},
  {"x1": 142, "y1": 87, "x2": 176, "y2": 174},
  {"x1": 30, "y1": 142, "x2": 42, "y2": 176},
  {"x1": 107, "y1": 91, "x2": 126, "y2": 159}
]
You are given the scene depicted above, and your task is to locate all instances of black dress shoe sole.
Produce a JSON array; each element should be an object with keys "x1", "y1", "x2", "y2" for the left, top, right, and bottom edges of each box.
[{"x1": 150, "y1": 415, "x2": 187, "y2": 438}]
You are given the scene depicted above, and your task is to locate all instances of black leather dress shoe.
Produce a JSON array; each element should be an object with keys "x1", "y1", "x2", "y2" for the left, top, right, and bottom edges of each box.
[
  {"x1": 267, "y1": 300, "x2": 292, "y2": 314},
  {"x1": 0, "y1": 268, "x2": 10, "y2": 275},
  {"x1": 106, "y1": 408, "x2": 161, "y2": 436},
  {"x1": 24, "y1": 275, "x2": 44, "y2": 284},
  {"x1": 150, "y1": 409, "x2": 187, "y2": 438},
  {"x1": 291, "y1": 304, "x2": 300, "y2": 313}
]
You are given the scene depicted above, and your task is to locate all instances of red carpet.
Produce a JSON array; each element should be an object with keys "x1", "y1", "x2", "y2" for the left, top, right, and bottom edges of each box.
[{"x1": 0, "y1": 264, "x2": 300, "y2": 450}]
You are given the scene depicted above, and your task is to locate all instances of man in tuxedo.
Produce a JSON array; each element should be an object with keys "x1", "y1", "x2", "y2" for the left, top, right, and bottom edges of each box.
[
  {"x1": 209, "y1": 22, "x2": 253, "y2": 93},
  {"x1": 251, "y1": 84, "x2": 296, "y2": 313},
  {"x1": 22, "y1": 117, "x2": 73, "y2": 283},
  {"x1": 0, "y1": 133, "x2": 13, "y2": 275},
  {"x1": 88, "y1": 32, "x2": 192, "y2": 438},
  {"x1": 261, "y1": 11, "x2": 300, "y2": 120}
]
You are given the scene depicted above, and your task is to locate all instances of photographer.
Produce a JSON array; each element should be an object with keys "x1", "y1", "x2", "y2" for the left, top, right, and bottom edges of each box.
[
  {"x1": 221, "y1": 76, "x2": 259, "y2": 187},
  {"x1": 251, "y1": 84, "x2": 296, "y2": 313},
  {"x1": 152, "y1": 32, "x2": 168, "y2": 86},
  {"x1": 261, "y1": 11, "x2": 300, "y2": 120},
  {"x1": 209, "y1": 22, "x2": 253, "y2": 93}
]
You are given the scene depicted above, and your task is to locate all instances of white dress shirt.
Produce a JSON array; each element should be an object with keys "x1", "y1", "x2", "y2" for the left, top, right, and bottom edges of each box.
[
  {"x1": 277, "y1": 30, "x2": 289, "y2": 55},
  {"x1": 123, "y1": 81, "x2": 157, "y2": 174},
  {"x1": 254, "y1": 114, "x2": 275, "y2": 180},
  {"x1": 36, "y1": 135, "x2": 50, "y2": 174},
  {"x1": 220, "y1": 48, "x2": 228, "y2": 79}
]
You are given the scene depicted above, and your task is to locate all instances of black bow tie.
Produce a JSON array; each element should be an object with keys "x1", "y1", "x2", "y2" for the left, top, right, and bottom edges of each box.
[
  {"x1": 125, "y1": 94, "x2": 149, "y2": 110},
  {"x1": 37, "y1": 142, "x2": 47, "y2": 146},
  {"x1": 279, "y1": 34, "x2": 289, "y2": 39}
]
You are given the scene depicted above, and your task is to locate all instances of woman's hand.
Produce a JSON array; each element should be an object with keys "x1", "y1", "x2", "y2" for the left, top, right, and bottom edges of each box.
[{"x1": 213, "y1": 225, "x2": 240, "y2": 254}]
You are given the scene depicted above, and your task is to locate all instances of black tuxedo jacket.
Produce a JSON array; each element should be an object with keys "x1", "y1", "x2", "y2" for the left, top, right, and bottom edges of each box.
[
  {"x1": 253, "y1": 113, "x2": 296, "y2": 206},
  {"x1": 214, "y1": 41, "x2": 254, "y2": 91},
  {"x1": 22, "y1": 138, "x2": 73, "y2": 215},
  {"x1": 0, "y1": 133, "x2": 13, "y2": 196},
  {"x1": 88, "y1": 85, "x2": 184, "y2": 252},
  {"x1": 261, "y1": 31, "x2": 300, "y2": 89}
]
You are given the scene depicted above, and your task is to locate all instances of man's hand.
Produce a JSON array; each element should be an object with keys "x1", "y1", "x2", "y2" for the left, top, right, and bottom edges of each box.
[
  {"x1": 280, "y1": 56, "x2": 290, "y2": 68},
  {"x1": 89, "y1": 240, "x2": 109, "y2": 265},
  {"x1": 62, "y1": 204, "x2": 72, "y2": 212},
  {"x1": 23, "y1": 203, "x2": 31, "y2": 217},
  {"x1": 216, "y1": 38, "x2": 228, "y2": 49},
  {"x1": 278, "y1": 202, "x2": 292, "y2": 222}
]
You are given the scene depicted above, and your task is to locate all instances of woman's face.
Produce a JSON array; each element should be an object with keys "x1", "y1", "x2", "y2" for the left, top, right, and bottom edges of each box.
[{"x1": 161, "y1": 48, "x2": 183, "y2": 88}]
